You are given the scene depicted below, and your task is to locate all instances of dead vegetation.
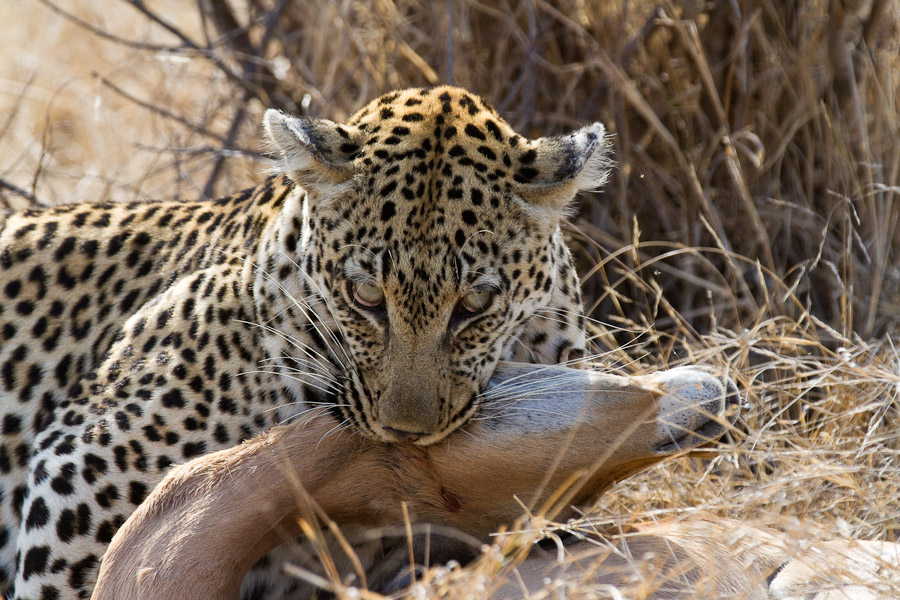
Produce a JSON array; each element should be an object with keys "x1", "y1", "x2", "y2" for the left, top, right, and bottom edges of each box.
[{"x1": 2, "y1": 0, "x2": 899, "y2": 597}]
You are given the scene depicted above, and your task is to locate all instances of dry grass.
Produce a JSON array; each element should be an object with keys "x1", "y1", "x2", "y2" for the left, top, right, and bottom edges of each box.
[{"x1": 2, "y1": 0, "x2": 899, "y2": 597}]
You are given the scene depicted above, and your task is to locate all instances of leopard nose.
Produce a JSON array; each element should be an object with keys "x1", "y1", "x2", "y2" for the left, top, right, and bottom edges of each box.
[{"x1": 384, "y1": 427, "x2": 430, "y2": 443}]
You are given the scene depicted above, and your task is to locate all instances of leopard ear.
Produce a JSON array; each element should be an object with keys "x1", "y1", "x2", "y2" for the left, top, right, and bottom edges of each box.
[
  {"x1": 263, "y1": 109, "x2": 363, "y2": 195},
  {"x1": 513, "y1": 122, "x2": 613, "y2": 216}
]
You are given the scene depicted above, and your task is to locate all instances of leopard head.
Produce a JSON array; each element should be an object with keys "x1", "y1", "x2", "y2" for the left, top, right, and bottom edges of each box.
[{"x1": 264, "y1": 86, "x2": 612, "y2": 444}]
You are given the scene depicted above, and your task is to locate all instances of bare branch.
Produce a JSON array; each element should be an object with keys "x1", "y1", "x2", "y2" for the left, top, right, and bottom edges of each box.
[
  {"x1": 93, "y1": 73, "x2": 264, "y2": 160},
  {"x1": 0, "y1": 178, "x2": 46, "y2": 207},
  {"x1": 37, "y1": 0, "x2": 187, "y2": 52},
  {"x1": 124, "y1": 0, "x2": 202, "y2": 50},
  {"x1": 200, "y1": 0, "x2": 289, "y2": 197}
]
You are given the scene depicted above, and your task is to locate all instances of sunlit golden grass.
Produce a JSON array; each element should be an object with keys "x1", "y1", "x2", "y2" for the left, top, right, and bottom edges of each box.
[{"x1": 2, "y1": 0, "x2": 898, "y2": 597}]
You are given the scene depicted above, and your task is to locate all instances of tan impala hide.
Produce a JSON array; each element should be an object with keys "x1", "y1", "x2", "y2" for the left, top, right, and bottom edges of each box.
[{"x1": 93, "y1": 362, "x2": 900, "y2": 599}]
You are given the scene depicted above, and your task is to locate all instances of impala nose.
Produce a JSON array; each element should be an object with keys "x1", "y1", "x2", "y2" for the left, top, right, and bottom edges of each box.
[{"x1": 384, "y1": 427, "x2": 430, "y2": 443}]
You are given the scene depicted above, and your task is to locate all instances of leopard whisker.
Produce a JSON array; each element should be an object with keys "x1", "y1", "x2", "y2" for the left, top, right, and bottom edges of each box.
[
  {"x1": 259, "y1": 355, "x2": 343, "y2": 384},
  {"x1": 471, "y1": 406, "x2": 587, "y2": 421},
  {"x1": 534, "y1": 307, "x2": 650, "y2": 334},
  {"x1": 217, "y1": 246, "x2": 353, "y2": 371},
  {"x1": 316, "y1": 417, "x2": 355, "y2": 447},
  {"x1": 237, "y1": 320, "x2": 338, "y2": 374},
  {"x1": 276, "y1": 252, "x2": 362, "y2": 375},
  {"x1": 245, "y1": 366, "x2": 343, "y2": 394},
  {"x1": 265, "y1": 402, "x2": 353, "y2": 422},
  {"x1": 242, "y1": 369, "x2": 343, "y2": 397},
  {"x1": 508, "y1": 336, "x2": 539, "y2": 362},
  {"x1": 257, "y1": 355, "x2": 339, "y2": 376},
  {"x1": 258, "y1": 265, "x2": 354, "y2": 370},
  {"x1": 485, "y1": 388, "x2": 649, "y2": 406},
  {"x1": 478, "y1": 364, "x2": 586, "y2": 397},
  {"x1": 276, "y1": 404, "x2": 337, "y2": 426},
  {"x1": 260, "y1": 359, "x2": 342, "y2": 381},
  {"x1": 269, "y1": 365, "x2": 341, "y2": 386}
]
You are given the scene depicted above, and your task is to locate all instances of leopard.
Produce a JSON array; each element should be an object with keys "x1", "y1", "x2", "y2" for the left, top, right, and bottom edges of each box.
[{"x1": 0, "y1": 85, "x2": 611, "y2": 599}]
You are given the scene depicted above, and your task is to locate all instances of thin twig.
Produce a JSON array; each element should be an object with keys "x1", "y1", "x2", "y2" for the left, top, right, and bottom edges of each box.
[
  {"x1": 0, "y1": 178, "x2": 45, "y2": 207},
  {"x1": 37, "y1": 0, "x2": 187, "y2": 52},
  {"x1": 200, "y1": 0, "x2": 289, "y2": 198},
  {"x1": 93, "y1": 72, "x2": 261, "y2": 160}
]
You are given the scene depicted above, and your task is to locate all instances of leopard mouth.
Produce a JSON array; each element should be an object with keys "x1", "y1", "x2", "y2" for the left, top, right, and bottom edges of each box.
[
  {"x1": 364, "y1": 389, "x2": 482, "y2": 446},
  {"x1": 415, "y1": 391, "x2": 482, "y2": 446}
]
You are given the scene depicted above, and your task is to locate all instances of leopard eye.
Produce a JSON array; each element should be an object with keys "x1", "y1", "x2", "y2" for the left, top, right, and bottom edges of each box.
[
  {"x1": 458, "y1": 289, "x2": 494, "y2": 315},
  {"x1": 349, "y1": 281, "x2": 385, "y2": 308}
]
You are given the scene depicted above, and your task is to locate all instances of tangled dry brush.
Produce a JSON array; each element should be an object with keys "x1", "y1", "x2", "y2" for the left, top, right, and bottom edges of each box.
[{"x1": 2, "y1": 0, "x2": 899, "y2": 597}]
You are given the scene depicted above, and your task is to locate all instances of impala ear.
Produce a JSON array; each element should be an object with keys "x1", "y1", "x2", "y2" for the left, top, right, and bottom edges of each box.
[
  {"x1": 263, "y1": 109, "x2": 363, "y2": 196},
  {"x1": 512, "y1": 122, "x2": 613, "y2": 215}
]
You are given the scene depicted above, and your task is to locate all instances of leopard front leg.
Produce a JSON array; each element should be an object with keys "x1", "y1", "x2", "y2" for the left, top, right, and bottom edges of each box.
[
  {"x1": 14, "y1": 421, "x2": 161, "y2": 599},
  {"x1": 11, "y1": 269, "x2": 289, "y2": 599},
  {"x1": 13, "y1": 379, "x2": 278, "y2": 599}
]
